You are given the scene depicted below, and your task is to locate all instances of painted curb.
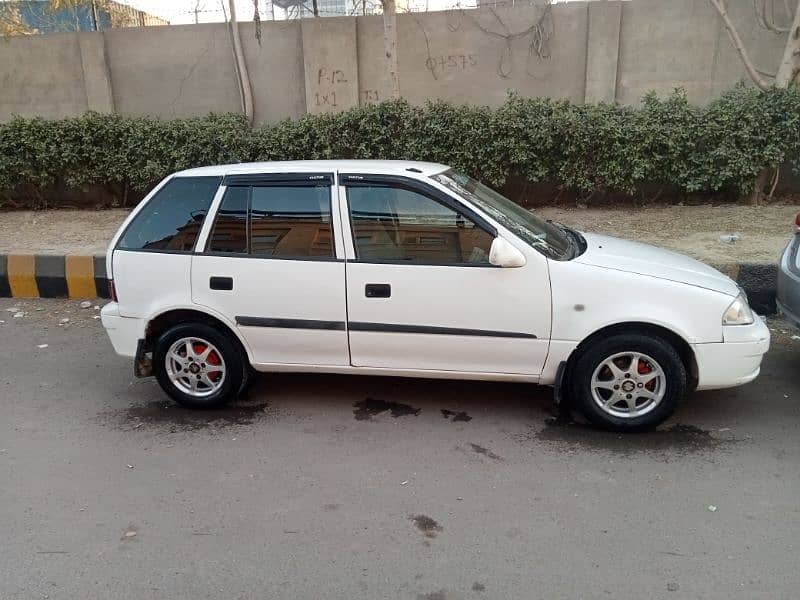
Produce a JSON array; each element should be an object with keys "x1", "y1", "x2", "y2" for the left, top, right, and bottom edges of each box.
[
  {"x1": 0, "y1": 254, "x2": 109, "y2": 299},
  {"x1": 0, "y1": 253, "x2": 780, "y2": 314}
]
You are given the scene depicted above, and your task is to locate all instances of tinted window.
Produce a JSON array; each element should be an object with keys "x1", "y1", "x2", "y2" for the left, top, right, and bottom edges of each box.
[
  {"x1": 433, "y1": 171, "x2": 573, "y2": 260},
  {"x1": 250, "y1": 186, "x2": 333, "y2": 257},
  {"x1": 347, "y1": 185, "x2": 493, "y2": 264},
  {"x1": 206, "y1": 184, "x2": 334, "y2": 258},
  {"x1": 117, "y1": 176, "x2": 221, "y2": 252},
  {"x1": 208, "y1": 187, "x2": 248, "y2": 254}
]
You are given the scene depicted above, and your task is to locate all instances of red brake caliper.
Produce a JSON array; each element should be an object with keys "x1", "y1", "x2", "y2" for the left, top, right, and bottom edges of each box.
[
  {"x1": 204, "y1": 345, "x2": 221, "y2": 381},
  {"x1": 638, "y1": 359, "x2": 655, "y2": 390}
]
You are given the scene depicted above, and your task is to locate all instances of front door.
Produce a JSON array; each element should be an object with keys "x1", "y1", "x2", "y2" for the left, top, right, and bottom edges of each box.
[
  {"x1": 340, "y1": 175, "x2": 551, "y2": 376},
  {"x1": 192, "y1": 173, "x2": 349, "y2": 366}
]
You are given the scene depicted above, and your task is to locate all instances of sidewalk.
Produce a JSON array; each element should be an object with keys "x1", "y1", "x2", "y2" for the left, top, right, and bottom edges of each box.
[
  {"x1": 0, "y1": 204, "x2": 798, "y2": 311},
  {"x1": 0, "y1": 209, "x2": 127, "y2": 255}
]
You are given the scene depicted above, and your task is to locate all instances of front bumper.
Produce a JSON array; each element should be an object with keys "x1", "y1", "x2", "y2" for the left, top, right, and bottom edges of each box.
[
  {"x1": 693, "y1": 318, "x2": 771, "y2": 391},
  {"x1": 101, "y1": 302, "x2": 145, "y2": 358}
]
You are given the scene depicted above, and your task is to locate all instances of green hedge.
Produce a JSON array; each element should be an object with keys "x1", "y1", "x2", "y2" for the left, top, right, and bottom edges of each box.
[{"x1": 1, "y1": 84, "x2": 799, "y2": 207}]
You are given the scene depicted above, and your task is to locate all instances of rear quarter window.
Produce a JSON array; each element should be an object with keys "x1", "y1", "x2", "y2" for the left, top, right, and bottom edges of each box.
[{"x1": 117, "y1": 176, "x2": 221, "y2": 252}]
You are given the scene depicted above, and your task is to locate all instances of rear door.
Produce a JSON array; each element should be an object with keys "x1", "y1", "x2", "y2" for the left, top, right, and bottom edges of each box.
[
  {"x1": 340, "y1": 174, "x2": 551, "y2": 375},
  {"x1": 191, "y1": 173, "x2": 349, "y2": 366}
]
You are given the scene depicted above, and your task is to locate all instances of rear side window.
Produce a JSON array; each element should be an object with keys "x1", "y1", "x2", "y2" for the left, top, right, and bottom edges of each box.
[
  {"x1": 117, "y1": 176, "x2": 221, "y2": 252},
  {"x1": 207, "y1": 184, "x2": 334, "y2": 258}
]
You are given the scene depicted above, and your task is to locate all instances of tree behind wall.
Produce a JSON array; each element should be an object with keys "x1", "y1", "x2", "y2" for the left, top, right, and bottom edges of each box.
[
  {"x1": 708, "y1": 0, "x2": 800, "y2": 201},
  {"x1": 0, "y1": 2, "x2": 27, "y2": 35},
  {"x1": 380, "y1": 0, "x2": 400, "y2": 98},
  {"x1": 223, "y1": 0, "x2": 255, "y2": 125}
]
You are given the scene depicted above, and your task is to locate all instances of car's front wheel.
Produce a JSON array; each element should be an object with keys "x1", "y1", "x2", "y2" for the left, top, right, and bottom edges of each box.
[
  {"x1": 568, "y1": 333, "x2": 687, "y2": 431},
  {"x1": 153, "y1": 323, "x2": 244, "y2": 408}
]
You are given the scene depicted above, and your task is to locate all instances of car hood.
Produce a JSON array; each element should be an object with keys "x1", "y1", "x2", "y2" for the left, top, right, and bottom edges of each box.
[{"x1": 573, "y1": 233, "x2": 739, "y2": 296}]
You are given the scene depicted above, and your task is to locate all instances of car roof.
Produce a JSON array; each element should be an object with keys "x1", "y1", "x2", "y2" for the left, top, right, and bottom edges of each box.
[{"x1": 174, "y1": 160, "x2": 450, "y2": 178}]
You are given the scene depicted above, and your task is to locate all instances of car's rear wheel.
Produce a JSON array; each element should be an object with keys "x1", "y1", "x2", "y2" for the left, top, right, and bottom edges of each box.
[
  {"x1": 154, "y1": 323, "x2": 244, "y2": 408},
  {"x1": 568, "y1": 333, "x2": 687, "y2": 431}
]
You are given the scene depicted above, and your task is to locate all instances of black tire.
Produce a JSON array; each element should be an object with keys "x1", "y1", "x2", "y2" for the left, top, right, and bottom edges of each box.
[
  {"x1": 238, "y1": 364, "x2": 259, "y2": 397},
  {"x1": 567, "y1": 333, "x2": 687, "y2": 432},
  {"x1": 154, "y1": 322, "x2": 245, "y2": 409}
]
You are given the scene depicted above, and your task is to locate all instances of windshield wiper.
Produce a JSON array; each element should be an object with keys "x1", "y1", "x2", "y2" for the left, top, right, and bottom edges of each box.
[
  {"x1": 562, "y1": 225, "x2": 587, "y2": 257},
  {"x1": 550, "y1": 222, "x2": 586, "y2": 259}
]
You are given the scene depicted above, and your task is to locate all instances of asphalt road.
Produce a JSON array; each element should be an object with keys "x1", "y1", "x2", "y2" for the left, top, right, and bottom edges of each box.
[{"x1": 1, "y1": 299, "x2": 799, "y2": 600}]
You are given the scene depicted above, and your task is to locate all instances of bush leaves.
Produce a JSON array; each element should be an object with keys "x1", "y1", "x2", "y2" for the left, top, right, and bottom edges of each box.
[{"x1": 1, "y1": 85, "x2": 798, "y2": 205}]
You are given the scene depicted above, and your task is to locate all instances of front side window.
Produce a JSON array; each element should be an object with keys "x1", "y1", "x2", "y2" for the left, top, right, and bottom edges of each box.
[
  {"x1": 207, "y1": 184, "x2": 334, "y2": 258},
  {"x1": 117, "y1": 176, "x2": 221, "y2": 252},
  {"x1": 432, "y1": 171, "x2": 574, "y2": 260},
  {"x1": 347, "y1": 185, "x2": 494, "y2": 264}
]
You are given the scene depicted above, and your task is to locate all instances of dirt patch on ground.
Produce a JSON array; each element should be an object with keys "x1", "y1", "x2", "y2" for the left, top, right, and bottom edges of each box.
[
  {"x1": 353, "y1": 398, "x2": 421, "y2": 420},
  {"x1": 767, "y1": 316, "x2": 800, "y2": 348},
  {"x1": 468, "y1": 443, "x2": 504, "y2": 461},
  {"x1": 440, "y1": 409, "x2": 472, "y2": 422},
  {"x1": 0, "y1": 209, "x2": 129, "y2": 254},
  {"x1": 1, "y1": 297, "x2": 106, "y2": 329},
  {"x1": 102, "y1": 399, "x2": 272, "y2": 432},
  {"x1": 410, "y1": 515, "x2": 443, "y2": 538},
  {"x1": 531, "y1": 421, "x2": 737, "y2": 455}
]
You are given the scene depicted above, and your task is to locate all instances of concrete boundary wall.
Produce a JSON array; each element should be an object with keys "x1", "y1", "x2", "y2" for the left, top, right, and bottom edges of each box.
[{"x1": 0, "y1": 0, "x2": 797, "y2": 122}]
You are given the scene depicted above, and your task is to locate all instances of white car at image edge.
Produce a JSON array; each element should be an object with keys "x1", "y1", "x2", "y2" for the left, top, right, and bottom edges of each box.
[{"x1": 101, "y1": 160, "x2": 770, "y2": 431}]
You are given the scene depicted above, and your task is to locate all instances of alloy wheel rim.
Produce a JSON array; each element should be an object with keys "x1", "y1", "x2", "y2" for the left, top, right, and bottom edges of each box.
[
  {"x1": 165, "y1": 337, "x2": 226, "y2": 398},
  {"x1": 590, "y1": 351, "x2": 666, "y2": 419}
]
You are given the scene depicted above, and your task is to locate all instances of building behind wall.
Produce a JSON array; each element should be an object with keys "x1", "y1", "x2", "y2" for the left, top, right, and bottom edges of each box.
[
  {"x1": 10, "y1": 0, "x2": 168, "y2": 34},
  {"x1": 272, "y1": 0, "x2": 409, "y2": 18},
  {"x1": 475, "y1": 0, "x2": 557, "y2": 7},
  {"x1": 313, "y1": 0, "x2": 350, "y2": 16}
]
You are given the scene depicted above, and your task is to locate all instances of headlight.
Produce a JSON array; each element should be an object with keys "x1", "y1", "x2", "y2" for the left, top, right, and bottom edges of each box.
[{"x1": 722, "y1": 293, "x2": 754, "y2": 325}]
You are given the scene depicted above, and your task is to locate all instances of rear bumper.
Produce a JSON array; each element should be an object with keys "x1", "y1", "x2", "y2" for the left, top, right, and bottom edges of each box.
[
  {"x1": 692, "y1": 318, "x2": 770, "y2": 390},
  {"x1": 101, "y1": 302, "x2": 145, "y2": 358}
]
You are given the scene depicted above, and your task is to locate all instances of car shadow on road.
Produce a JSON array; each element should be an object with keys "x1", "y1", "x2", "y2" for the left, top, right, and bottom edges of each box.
[
  {"x1": 97, "y1": 347, "x2": 798, "y2": 457},
  {"x1": 103, "y1": 372, "x2": 548, "y2": 433},
  {"x1": 101, "y1": 368, "x2": 769, "y2": 455},
  {"x1": 254, "y1": 371, "x2": 542, "y2": 417}
]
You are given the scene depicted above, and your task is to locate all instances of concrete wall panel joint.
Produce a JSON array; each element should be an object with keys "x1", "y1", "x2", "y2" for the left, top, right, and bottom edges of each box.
[{"x1": 78, "y1": 32, "x2": 115, "y2": 113}]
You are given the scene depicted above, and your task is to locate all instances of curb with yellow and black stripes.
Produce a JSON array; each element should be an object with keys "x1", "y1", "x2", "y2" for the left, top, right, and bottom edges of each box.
[{"x1": 0, "y1": 254, "x2": 110, "y2": 299}]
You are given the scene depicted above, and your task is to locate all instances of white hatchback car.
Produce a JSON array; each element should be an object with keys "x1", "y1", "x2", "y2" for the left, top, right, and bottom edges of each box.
[{"x1": 102, "y1": 160, "x2": 770, "y2": 430}]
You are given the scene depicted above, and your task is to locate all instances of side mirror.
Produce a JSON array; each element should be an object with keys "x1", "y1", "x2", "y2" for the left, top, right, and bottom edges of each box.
[{"x1": 489, "y1": 237, "x2": 526, "y2": 268}]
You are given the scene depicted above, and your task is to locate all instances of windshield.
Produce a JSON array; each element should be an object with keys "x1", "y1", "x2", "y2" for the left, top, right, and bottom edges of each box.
[{"x1": 432, "y1": 171, "x2": 574, "y2": 260}]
